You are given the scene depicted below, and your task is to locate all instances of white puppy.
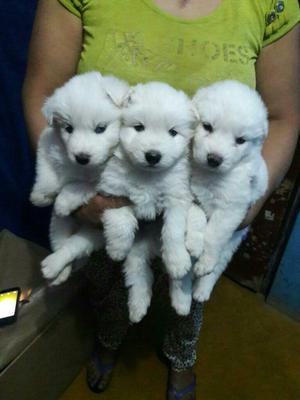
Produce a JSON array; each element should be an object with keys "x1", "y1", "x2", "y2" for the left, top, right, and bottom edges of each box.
[
  {"x1": 30, "y1": 72, "x2": 129, "y2": 285},
  {"x1": 97, "y1": 82, "x2": 196, "y2": 321},
  {"x1": 186, "y1": 80, "x2": 268, "y2": 302}
]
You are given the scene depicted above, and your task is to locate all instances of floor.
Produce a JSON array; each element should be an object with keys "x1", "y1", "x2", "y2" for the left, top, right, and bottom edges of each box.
[{"x1": 60, "y1": 277, "x2": 300, "y2": 400}]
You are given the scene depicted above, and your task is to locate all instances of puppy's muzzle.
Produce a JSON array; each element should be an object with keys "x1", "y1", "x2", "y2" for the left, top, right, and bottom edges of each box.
[
  {"x1": 207, "y1": 153, "x2": 223, "y2": 168},
  {"x1": 145, "y1": 150, "x2": 161, "y2": 166},
  {"x1": 75, "y1": 153, "x2": 90, "y2": 165}
]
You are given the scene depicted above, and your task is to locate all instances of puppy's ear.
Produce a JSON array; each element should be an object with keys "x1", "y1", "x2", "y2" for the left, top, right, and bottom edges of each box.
[
  {"x1": 256, "y1": 123, "x2": 269, "y2": 145},
  {"x1": 42, "y1": 96, "x2": 68, "y2": 127},
  {"x1": 191, "y1": 101, "x2": 200, "y2": 125},
  {"x1": 42, "y1": 96, "x2": 57, "y2": 126},
  {"x1": 122, "y1": 88, "x2": 135, "y2": 108},
  {"x1": 101, "y1": 76, "x2": 131, "y2": 108},
  {"x1": 90, "y1": 71, "x2": 103, "y2": 81},
  {"x1": 262, "y1": 118, "x2": 269, "y2": 138}
]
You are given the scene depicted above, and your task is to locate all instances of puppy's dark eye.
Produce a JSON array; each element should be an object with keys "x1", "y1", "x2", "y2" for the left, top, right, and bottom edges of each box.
[
  {"x1": 95, "y1": 125, "x2": 106, "y2": 134},
  {"x1": 65, "y1": 125, "x2": 73, "y2": 134},
  {"x1": 169, "y1": 128, "x2": 178, "y2": 137},
  {"x1": 236, "y1": 137, "x2": 246, "y2": 145},
  {"x1": 202, "y1": 122, "x2": 213, "y2": 133},
  {"x1": 134, "y1": 124, "x2": 145, "y2": 132}
]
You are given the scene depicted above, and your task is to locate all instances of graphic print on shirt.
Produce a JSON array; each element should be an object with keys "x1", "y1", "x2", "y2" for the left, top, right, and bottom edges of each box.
[
  {"x1": 96, "y1": 30, "x2": 252, "y2": 83},
  {"x1": 97, "y1": 30, "x2": 254, "y2": 90}
]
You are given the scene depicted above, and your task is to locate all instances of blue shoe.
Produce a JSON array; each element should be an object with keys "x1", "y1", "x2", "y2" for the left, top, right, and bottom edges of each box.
[
  {"x1": 86, "y1": 352, "x2": 115, "y2": 393},
  {"x1": 168, "y1": 374, "x2": 196, "y2": 400}
]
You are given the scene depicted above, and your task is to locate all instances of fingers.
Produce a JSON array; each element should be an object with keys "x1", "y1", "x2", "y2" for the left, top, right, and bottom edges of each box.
[
  {"x1": 100, "y1": 195, "x2": 131, "y2": 209},
  {"x1": 237, "y1": 200, "x2": 262, "y2": 230}
]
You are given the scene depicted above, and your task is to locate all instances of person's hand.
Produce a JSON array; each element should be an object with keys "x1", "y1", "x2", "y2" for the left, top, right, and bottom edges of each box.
[
  {"x1": 237, "y1": 197, "x2": 265, "y2": 230},
  {"x1": 74, "y1": 194, "x2": 131, "y2": 227}
]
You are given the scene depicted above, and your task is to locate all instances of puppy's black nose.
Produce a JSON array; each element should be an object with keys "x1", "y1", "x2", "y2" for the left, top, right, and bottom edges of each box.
[
  {"x1": 145, "y1": 150, "x2": 162, "y2": 165},
  {"x1": 75, "y1": 153, "x2": 90, "y2": 165},
  {"x1": 207, "y1": 153, "x2": 223, "y2": 168}
]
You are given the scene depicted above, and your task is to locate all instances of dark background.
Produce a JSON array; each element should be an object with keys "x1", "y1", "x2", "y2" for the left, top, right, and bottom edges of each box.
[{"x1": 0, "y1": 1, "x2": 50, "y2": 247}]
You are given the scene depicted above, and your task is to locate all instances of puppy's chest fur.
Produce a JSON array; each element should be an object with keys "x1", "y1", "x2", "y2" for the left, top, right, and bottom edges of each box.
[
  {"x1": 99, "y1": 152, "x2": 191, "y2": 219},
  {"x1": 191, "y1": 162, "x2": 255, "y2": 217}
]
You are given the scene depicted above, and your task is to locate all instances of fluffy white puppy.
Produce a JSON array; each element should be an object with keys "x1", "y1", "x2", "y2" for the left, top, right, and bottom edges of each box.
[
  {"x1": 30, "y1": 72, "x2": 129, "y2": 285},
  {"x1": 186, "y1": 80, "x2": 268, "y2": 302},
  {"x1": 97, "y1": 82, "x2": 196, "y2": 321}
]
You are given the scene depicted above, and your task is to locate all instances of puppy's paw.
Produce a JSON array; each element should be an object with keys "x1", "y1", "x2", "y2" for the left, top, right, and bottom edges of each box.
[
  {"x1": 30, "y1": 190, "x2": 55, "y2": 207},
  {"x1": 171, "y1": 291, "x2": 192, "y2": 316},
  {"x1": 193, "y1": 252, "x2": 216, "y2": 276},
  {"x1": 164, "y1": 249, "x2": 192, "y2": 279},
  {"x1": 128, "y1": 287, "x2": 151, "y2": 323},
  {"x1": 185, "y1": 234, "x2": 203, "y2": 259},
  {"x1": 193, "y1": 276, "x2": 213, "y2": 302},
  {"x1": 105, "y1": 241, "x2": 132, "y2": 261},
  {"x1": 50, "y1": 265, "x2": 72, "y2": 286},
  {"x1": 103, "y1": 208, "x2": 137, "y2": 261},
  {"x1": 41, "y1": 253, "x2": 65, "y2": 280},
  {"x1": 135, "y1": 204, "x2": 157, "y2": 221},
  {"x1": 186, "y1": 204, "x2": 206, "y2": 258},
  {"x1": 54, "y1": 196, "x2": 76, "y2": 217}
]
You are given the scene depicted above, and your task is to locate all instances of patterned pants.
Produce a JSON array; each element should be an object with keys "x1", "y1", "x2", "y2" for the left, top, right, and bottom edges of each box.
[{"x1": 85, "y1": 251, "x2": 203, "y2": 372}]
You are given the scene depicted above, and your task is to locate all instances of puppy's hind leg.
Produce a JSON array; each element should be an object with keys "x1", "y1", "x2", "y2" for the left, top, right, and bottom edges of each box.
[
  {"x1": 193, "y1": 230, "x2": 245, "y2": 302},
  {"x1": 194, "y1": 206, "x2": 246, "y2": 276},
  {"x1": 102, "y1": 206, "x2": 138, "y2": 261},
  {"x1": 50, "y1": 265, "x2": 72, "y2": 286},
  {"x1": 49, "y1": 214, "x2": 76, "y2": 252},
  {"x1": 162, "y1": 205, "x2": 191, "y2": 279},
  {"x1": 185, "y1": 203, "x2": 207, "y2": 258},
  {"x1": 170, "y1": 270, "x2": 193, "y2": 316},
  {"x1": 54, "y1": 182, "x2": 96, "y2": 217},
  {"x1": 193, "y1": 272, "x2": 218, "y2": 303},
  {"x1": 41, "y1": 214, "x2": 75, "y2": 280},
  {"x1": 42, "y1": 224, "x2": 104, "y2": 281},
  {"x1": 124, "y1": 234, "x2": 155, "y2": 323}
]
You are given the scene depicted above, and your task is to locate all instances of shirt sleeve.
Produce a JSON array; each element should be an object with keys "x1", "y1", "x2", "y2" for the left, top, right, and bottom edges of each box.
[
  {"x1": 263, "y1": 0, "x2": 300, "y2": 47},
  {"x1": 57, "y1": 0, "x2": 82, "y2": 18}
]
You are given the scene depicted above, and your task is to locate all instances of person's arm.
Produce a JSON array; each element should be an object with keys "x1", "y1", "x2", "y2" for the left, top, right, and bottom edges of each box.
[
  {"x1": 240, "y1": 24, "x2": 300, "y2": 228},
  {"x1": 22, "y1": 0, "x2": 82, "y2": 149},
  {"x1": 23, "y1": 0, "x2": 129, "y2": 226}
]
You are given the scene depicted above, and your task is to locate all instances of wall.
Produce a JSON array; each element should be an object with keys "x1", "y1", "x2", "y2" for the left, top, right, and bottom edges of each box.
[{"x1": 267, "y1": 212, "x2": 300, "y2": 321}]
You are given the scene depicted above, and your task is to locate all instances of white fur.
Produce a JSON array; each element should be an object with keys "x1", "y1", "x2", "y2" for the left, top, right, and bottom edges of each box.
[
  {"x1": 97, "y1": 82, "x2": 196, "y2": 321},
  {"x1": 123, "y1": 222, "x2": 159, "y2": 323},
  {"x1": 30, "y1": 72, "x2": 129, "y2": 284},
  {"x1": 187, "y1": 80, "x2": 269, "y2": 302},
  {"x1": 123, "y1": 221, "x2": 194, "y2": 323}
]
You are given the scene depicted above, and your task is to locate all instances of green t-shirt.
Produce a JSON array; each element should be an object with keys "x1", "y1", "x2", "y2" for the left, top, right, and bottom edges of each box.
[{"x1": 58, "y1": 0, "x2": 299, "y2": 94}]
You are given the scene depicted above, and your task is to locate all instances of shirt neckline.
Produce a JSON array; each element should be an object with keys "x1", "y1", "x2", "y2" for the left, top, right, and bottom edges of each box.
[{"x1": 141, "y1": 0, "x2": 228, "y2": 24}]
